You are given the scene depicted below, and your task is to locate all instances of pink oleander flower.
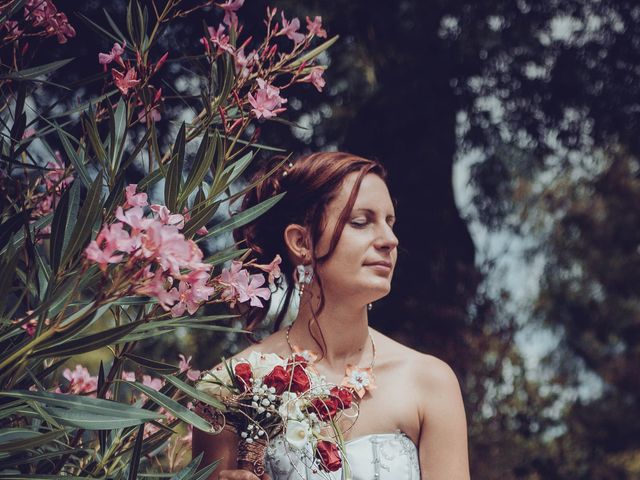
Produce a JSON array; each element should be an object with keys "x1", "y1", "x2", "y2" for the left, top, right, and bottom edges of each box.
[
  {"x1": 13, "y1": 310, "x2": 50, "y2": 336},
  {"x1": 124, "y1": 184, "x2": 148, "y2": 208},
  {"x1": 170, "y1": 278, "x2": 215, "y2": 317},
  {"x1": 62, "y1": 364, "x2": 98, "y2": 396},
  {"x1": 234, "y1": 47, "x2": 258, "y2": 79},
  {"x1": 85, "y1": 222, "x2": 135, "y2": 270},
  {"x1": 122, "y1": 370, "x2": 136, "y2": 382},
  {"x1": 22, "y1": 127, "x2": 36, "y2": 140},
  {"x1": 116, "y1": 206, "x2": 153, "y2": 233},
  {"x1": 135, "y1": 269, "x2": 180, "y2": 311},
  {"x1": 278, "y1": 12, "x2": 305, "y2": 45},
  {"x1": 218, "y1": 261, "x2": 271, "y2": 307},
  {"x1": 98, "y1": 42, "x2": 125, "y2": 71},
  {"x1": 200, "y1": 24, "x2": 234, "y2": 55},
  {"x1": 219, "y1": 0, "x2": 244, "y2": 28},
  {"x1": 218, "y1": 260, "x2": 245, "y2": 306},
  {"x1": 45, "y1": 155, "x2": 74, "y2": 191},
  {"x1": 301, "y1": 66, "x2": 326, "y2": 92},
  {"x1": 143, "y1": 375, "x2": 164, "y2": 391},
  {"x1": 112, "y1": 67, "x2": 140, "y2": 95},
  {"x1": 248, "y1": 78, "x2": 287, "y2": 119},
  {"x1": 151, "y1": 204, "x2": 184, "y2": 229},
  {"x1": 3, "y1": 20, "x2": 23, "y2": 39},
  {"x1": 253, "y1": 254, "x2": 282, "y2": 284},
  {"x1": 239, "y1": 272, "x2": 271, "y2": 307},
  {"x1": 179, "y1": 354, "x2": 202, "y2": 381},
  {"x1": 24, "y1": 0, "x2": 76, "y2": 44},
  {"x1": 306, "y1": 16, "x2": 327, "y2": 38}
]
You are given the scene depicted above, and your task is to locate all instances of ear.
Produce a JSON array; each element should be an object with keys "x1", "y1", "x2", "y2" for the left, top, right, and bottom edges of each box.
[{"x1": 284, "y1": 223, "x2": 310, "y2": 263}]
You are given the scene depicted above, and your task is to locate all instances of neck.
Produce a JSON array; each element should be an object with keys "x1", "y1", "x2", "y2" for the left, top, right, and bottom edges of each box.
[{"x1": 289, "y1": 286, "x2": 371, "y2": 369}]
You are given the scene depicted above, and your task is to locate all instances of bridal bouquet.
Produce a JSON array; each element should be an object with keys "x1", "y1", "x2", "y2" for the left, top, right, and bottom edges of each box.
[{"x1": 194, "y1": 352, "x2": 354, "y2": 477}]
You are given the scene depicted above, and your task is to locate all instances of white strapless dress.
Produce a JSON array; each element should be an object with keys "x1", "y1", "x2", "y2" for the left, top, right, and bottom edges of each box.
[{"x1": 265, "y1": 430, "x2": 420, "y2": 480}]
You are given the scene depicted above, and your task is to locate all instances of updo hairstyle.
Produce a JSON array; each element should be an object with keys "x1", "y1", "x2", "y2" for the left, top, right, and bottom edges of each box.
[{"x1": 233, "y1": 152, "x2": 387, "y2": 334}]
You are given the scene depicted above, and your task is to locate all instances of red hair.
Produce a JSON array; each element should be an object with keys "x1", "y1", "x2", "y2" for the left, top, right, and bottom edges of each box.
[{"x1": 234, "y1": 152, "x2": 387, "y2": 339}]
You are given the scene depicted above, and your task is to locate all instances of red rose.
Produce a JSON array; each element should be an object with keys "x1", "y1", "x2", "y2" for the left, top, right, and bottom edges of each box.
[
  {"x1": 287, "y1": 363, "x2": 311, "y2": 394},
  {"x1": 263, "y1": 365, "x2": 290, "y2": 394},
  {"x1": 330, "y1": 386, "x2": 353, "y2": 410},
  {"x1": 316, "y1": 440, "x2": 342, "y2": 472},
  {"x1": 290, "y1": 354, "x2": 308, "y2": 367},
  {"x1": 234, "y1": 363, "x2": 252, "y2": 390},
  {"x1": 310, "y1": 396, "x2": 339, "y2": 421}
]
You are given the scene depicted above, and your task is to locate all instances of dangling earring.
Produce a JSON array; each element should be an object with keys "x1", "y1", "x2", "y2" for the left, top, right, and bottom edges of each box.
[
  {"x1": 296, "y1": 264, "x2": 313, "y2": 297},
  {"x1": 367, "y1": 303, "x2": 373, "y2": 311}
]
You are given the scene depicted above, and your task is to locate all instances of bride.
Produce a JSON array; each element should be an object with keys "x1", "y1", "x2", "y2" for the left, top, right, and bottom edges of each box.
[{"x1": 193, "y1": 152, "x2": 470, "y2": 479}]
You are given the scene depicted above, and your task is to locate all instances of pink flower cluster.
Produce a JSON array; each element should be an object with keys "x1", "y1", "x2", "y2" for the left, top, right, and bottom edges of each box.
[
  {"x1": 21, "y1": 0, "x2": 76, "y2": 44},
  {"x1": 85, "y1": 184, "x2": 217, "y2": 318},
  {"x1": 218, "y1": 256, "x2": 281, "y2": 307},
  {"x1": 97, "y1": 42, "x2": 167, "y2": 122},
  {"x1": 57, "y1": 364, "x2": 98, "y2": 396},
  {"x1": 29, "y1": 152, "x2": 74, "y2": 236},
  {"x1": 198, "y1": 3, "x2": 328, "y2": 122},
  {"x1": 248, "y1": 79, "x2": 287, "y2": 119}
]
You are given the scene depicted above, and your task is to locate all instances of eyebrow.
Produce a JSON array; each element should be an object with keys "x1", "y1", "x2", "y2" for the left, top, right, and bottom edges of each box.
[{"x1": 352, "y1": 208, "x2": 396, "y2": 221}]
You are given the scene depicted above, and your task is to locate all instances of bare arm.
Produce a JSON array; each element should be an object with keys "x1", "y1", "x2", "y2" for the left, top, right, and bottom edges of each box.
[{"x1": 416, "y1": 356, "x2": 471, "y2": 479}]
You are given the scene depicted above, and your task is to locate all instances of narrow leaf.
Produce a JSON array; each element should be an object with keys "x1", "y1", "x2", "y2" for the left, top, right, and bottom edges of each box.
[
  {"x1": 197, "y1": 192, "x2": 285, "y2": 243},
  {"x1": 121, "y1": 381, "x2": 214, "y2": 432}
]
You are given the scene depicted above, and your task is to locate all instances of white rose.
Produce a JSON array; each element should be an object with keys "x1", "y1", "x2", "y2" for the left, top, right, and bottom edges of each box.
[
  {"x1": 196, "y1": 366, "x2": 233, "y2": 398},
  {"x1": 246, "y1": 351, "x2": 286, "y2": 379},
  {"x1": 278, "y1": 391, "x2": 304, "y2": 421},
  {"x1": 285, "y1": 419, "x2": 311, "y2": 450}
]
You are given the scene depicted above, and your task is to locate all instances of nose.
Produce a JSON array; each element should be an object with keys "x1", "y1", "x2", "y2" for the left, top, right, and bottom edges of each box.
[{"x1": 375, "y1": 223, "x2": 399, "y2": 251}]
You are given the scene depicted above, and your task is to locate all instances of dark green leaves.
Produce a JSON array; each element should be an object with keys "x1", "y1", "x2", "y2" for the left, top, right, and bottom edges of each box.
[
  {"x1": 165, "y1": 122, "x2": 186, "y2": 211},
  {"x1": 59, "y1": 172, "x2": 103, "y2": 269}
]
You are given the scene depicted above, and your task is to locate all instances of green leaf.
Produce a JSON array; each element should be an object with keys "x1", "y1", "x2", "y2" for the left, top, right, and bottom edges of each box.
[
  {"x1": 128, "y1": 424, "x2": 145, "y2": 480},
  {"x1": 204, "y1": 245, "x2": 248, "y2": 266},
  {"x1": 222, "y1": 150, "x2": 253, "y2": 186},
  {"x1": 0, "y1": 242, "x2": 18, "y2": 318},
  {"x1": 50, "y1": 181, "x2": 80, "y2": 273},
  {"x1": 179, "y1": 133, "x2": 216, "y2": 205},
  {"x1": 0, "y1": 391, "x2": 163, "y2": 420},
  {"x1": 0, "y1": 211, "x2": 29, "y2": 253},
  {"x1": 165, "y1": 122, "x2": 186, "y2": 211},
  {"x1": 103, "y1": 8, "x2": 129, "y2": 47},
  {"x1": 190, "y1": 460, "x2": 221, "y2": 480},
  {"x1": 60, "y1": 171, "x2": 103, "y2": 268},
  {"x1": 112, "y1": 98, "x2": 128, "y2": 173},
  {"x1": 56, "y1": 125, "x2": 91, "y2": 188},
  {"x1": 289, "y1": 35, "x2": 339, "y2": 68},
  {"x1": 0, "y1": 58, "x2": 74, "y2": 80},
  {"x1": 121, "y1": 381, "x2": 215, "y2": 432},
  {"x1": 32, "y1": 320, "x2": 141, "y2": 357},
  {"x1": 170, "y1": 452, "x2": 202, "y2": 480},
  {"x1": 197, "y1": 192, "x2": 285, "y2": 243},
  {"x1": 124, "y1": 352, "x2": 180, "y2": 374},
  {"x1": 181, "y1": 200, "x2": 220, "y2": 239},
  {"x1": 0, "y1": 429, "x2": 66, "y2": 453},
  {"x1": 41, "y1": 406, "x2": 154, "y2": 430},
  {"x1": 83, "y1": 110, "x2": 108, "y2": 166},
  {"x1": 161, "y1": 374, "x2": 226, "y2": 411}
]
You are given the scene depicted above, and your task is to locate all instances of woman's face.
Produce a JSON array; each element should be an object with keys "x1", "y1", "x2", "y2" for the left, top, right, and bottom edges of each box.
[{"x1": 313, "y1": 172, "x2": 398, "y2": 304}]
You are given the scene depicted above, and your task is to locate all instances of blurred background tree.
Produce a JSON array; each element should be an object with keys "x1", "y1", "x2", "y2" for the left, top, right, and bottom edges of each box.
[{"x1": 31, "y1": 0, "x2": 640, "y2": 477}]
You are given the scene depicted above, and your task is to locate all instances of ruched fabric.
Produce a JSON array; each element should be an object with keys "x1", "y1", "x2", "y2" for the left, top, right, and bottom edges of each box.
[{"x1": 265, "y1": 430, "x2": 420, "y2": 480}]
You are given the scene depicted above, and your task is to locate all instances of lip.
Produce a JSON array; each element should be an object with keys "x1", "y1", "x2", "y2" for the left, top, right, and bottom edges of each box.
[{"x1": 364, "y1": 261, "x2": 393, "y2": 271}]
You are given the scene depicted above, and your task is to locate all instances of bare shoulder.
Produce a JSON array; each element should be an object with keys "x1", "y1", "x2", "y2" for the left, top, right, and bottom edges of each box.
[{"x1": 371, "y1": 329, "x2": 463, "y2": 404}]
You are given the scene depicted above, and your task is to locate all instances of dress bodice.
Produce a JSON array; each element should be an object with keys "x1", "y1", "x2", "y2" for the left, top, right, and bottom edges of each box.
[{"x1": 265, "y1": 430, "x2": 420, "y2": 480}]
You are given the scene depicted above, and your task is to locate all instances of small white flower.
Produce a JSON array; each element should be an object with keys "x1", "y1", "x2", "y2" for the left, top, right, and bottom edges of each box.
[
  {"x1": 261, "y1": 398, "x2": 270, "y2": 406},
  {"x1": 258, "y1": 406, "x2": 266, "y2": 414},
  {"x1": 246, "y1": 438, "x2": 254, "y2": 444},
  {"x1": 246, "y1": 352, "x2": 287, "y2": 378},
  {"x1": 241, "y1": 432, "x2": 248, "y2": 438},
  {"x1": 251, "y1": 401, "x2": 259, "y2": 409},
  {"x1": 285, "y1": 420, "x2": 311, "y2": 450}
]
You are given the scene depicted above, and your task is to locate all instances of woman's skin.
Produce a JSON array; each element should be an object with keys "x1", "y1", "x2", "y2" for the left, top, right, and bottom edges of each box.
[{"x1": 193, "y1": 173, "x2": 471, "y2": 480}]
